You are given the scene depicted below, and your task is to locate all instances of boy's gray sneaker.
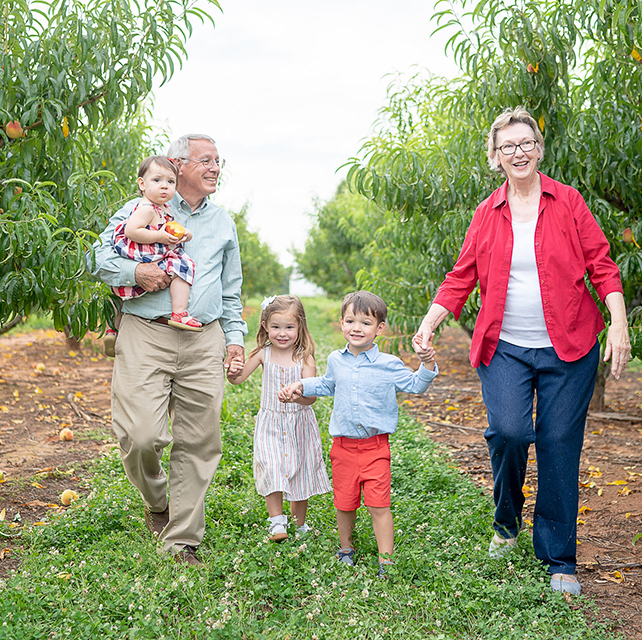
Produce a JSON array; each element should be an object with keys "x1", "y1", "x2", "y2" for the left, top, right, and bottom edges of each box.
[{"x1": 335, "y1": 548, "x2": 355, "y2": 566}]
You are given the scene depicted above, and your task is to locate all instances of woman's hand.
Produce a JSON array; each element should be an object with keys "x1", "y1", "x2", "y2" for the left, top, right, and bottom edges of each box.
[
  {"x1": 603, "y1": 292, "x2": 631, "y2": 379},
  {"x1": 604, "y1": 323, "x2": 631, "y2": 379},
  {"x1": 413, "y1": 303, "x2": 450, "y2": 351}
]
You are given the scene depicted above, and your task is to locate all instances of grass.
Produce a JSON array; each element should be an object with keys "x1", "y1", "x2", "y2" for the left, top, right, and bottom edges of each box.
[{"x1": 0, "y1": 297, "x2": 622, "y2": 639}]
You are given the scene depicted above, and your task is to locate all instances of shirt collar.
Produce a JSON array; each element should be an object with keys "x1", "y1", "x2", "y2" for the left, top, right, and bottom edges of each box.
[
  {"x1": 491, "y1": 171, "x2": 557, "y2": 212},
  {"x1": 172, "y1": 192, "x2": 211, "y2": 216},
  {"x1": 340, "y1": 342, "x2": 380, "y2": 361}
]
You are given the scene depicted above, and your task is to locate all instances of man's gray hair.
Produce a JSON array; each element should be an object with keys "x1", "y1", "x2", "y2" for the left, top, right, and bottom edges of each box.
[{"x1": 167, "y1": 134, "x2": 217, "y2": 160}]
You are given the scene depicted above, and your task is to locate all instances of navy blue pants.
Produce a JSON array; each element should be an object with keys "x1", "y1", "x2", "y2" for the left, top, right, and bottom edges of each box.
[{"x1": 477, "y1": 339, "x2": 599, "y2": 575}]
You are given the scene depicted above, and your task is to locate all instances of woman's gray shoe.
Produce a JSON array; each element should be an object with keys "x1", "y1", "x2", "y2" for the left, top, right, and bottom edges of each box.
[{"x1": 550, "y1": 573, "x2": 581, "y2": 596}]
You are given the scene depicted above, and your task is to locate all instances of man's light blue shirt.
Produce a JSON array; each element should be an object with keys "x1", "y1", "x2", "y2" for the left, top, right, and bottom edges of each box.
[
  {"x1": 301, "y1": 343, "x2": 438, "y2": 439},
  {"x1": 85, "y1": 193, "x2": 247, "y2": 346}
]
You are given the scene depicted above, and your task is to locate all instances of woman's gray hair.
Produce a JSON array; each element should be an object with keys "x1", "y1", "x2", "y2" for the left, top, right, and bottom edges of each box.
[
  {"x1": 167, "y1": 134, "x2": 217, "y2": 160},
  {"x1": 486, "y1": 106, "x2": 544, "y2": 174}
]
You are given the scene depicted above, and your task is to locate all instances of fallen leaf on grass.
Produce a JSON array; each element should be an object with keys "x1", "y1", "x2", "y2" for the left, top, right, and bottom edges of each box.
[
  {"x1": 577, "y1": 518, "x2": 586, "y2": 525},
  {"x1": 619, "y1": 487, "x2": 632, "y2": 496},
  {"x1": 607, "y1": 480, "x2": 629, "y2": 485},
  {"x1": 588, "y1": 466, "x2": 603, "y2": 478},
  {"x1": 0, "y1": 508, "x2": 5, "y2": 521},
  {"x1": 578, "y1": 506, "x2": 593, "y2": 515},
  {"x1": 56, "y1": 572, "x2": 71, "y2": 580},
  {"x1": 0, "y1": 406, "x2": 8, "y2": 412},
  {"x1": 32, "y1": 521, "x2": 48, "y2": 526},
  {"x1": 598, "y1": 487, "x2": 604, "y2": 496},
  {"x1": 0, "y1": 548, "x2": 10, "y2": 560},
  {"x1": 47, "y1": 503, "x2": 60, "y2": 509},
  {"x1": 579, "y1": 481, "x2": 596, "y2": 488},
  {"x1": 31, "y1": 482, "x2": 45, "y2": 489}
]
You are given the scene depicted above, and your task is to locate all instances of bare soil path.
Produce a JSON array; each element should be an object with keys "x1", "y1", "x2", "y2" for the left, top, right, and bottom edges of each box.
[{"x1": 1, "y1": 325, "x2": 641, "y2": 636}]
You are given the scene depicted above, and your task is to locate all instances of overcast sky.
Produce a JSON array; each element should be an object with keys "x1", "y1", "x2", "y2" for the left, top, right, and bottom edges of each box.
[{"x1": 153, "y1": 0, "x2": 458, "y2": 276}]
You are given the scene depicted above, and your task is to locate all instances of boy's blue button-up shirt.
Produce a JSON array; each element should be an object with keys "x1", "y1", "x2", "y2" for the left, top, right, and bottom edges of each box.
[
  {"x1": 301, "y1": 343, "x2": 438, "y2": 439},
  {"x1": 85, "y1": 193, "x2": 247, "y2": 346}
]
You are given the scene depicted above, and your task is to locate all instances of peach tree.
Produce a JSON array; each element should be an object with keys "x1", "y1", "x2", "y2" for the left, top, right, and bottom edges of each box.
[
  {"x1": 0, "y1": 0, "x2": 220, "y2": 336},
  {"x1": 346, "y1": 0, "x2": 642, "y2": 367}
]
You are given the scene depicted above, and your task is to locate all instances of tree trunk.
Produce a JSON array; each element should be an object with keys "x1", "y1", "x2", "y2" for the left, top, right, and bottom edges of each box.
[
  {"x1": 0, "y1": 315, "x2": 24, "y2": 335},
  {"x1": 589, "y1": 358, "x2": 609, "y2": 413},
  {"x1": 63, "y1": 325, "x2": 82, "y2": 350}
]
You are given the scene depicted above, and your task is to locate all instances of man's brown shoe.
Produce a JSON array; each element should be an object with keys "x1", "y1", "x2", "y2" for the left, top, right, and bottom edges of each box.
[
  {"x1": 174, "y1": 545, "x2": 202, "y2": 567},
  {"x1": 144, "y1": 507, "x2": 169, "y2": 538}
]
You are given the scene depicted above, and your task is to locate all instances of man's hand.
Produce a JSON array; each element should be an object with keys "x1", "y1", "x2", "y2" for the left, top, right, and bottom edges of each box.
[
  {"x1": 278, "y1": 381, "x2": 304, "y2": 403},
  {"x1": 134, "y1": 263, "x2": 172, "y2": 292},
  {"x1": 224, "y1": 344, "x2": 245, "y2": 379},
  {"x1": 225, "y1": 356, "x2": 245, "y2": 380}
]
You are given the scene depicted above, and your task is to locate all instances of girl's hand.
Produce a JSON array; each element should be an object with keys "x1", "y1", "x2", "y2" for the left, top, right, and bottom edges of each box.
[
  {"x1": 225, "y1": 356, "x2": 245, "y2": 379},
  {"x1": 182, "y1": 229, "x2": 193, "y2": 242},
  {"x1": 159, "y1": 226, "x2": 181, "y2": 245},
  {"x1": 278, "y1": 382, "x2": 303, "y2": 403}
]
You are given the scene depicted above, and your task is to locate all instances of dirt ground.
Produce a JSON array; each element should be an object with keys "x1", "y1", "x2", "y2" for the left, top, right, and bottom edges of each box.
[{"x1": 1, "y1": 325, "x2": 641, "y2": 637}]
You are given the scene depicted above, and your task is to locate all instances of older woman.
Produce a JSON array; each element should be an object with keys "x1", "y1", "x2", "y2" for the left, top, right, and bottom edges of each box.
[{"x1": 414, "y1": 106, "x2": 630, "y2": 595}]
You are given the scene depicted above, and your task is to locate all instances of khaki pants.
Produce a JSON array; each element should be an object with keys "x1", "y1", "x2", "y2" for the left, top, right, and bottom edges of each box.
[{"x1": 111, "y1": 314, "x2": 226, "y2": 552}]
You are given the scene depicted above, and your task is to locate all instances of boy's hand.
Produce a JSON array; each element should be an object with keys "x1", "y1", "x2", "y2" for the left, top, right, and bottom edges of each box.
[
  {"x1": 225, "y1": 356, "x2": 244, "y2": 379},
  {"x1": 412, "y1": 332, "x2": 436, "y2": 369},
  {"x1": 278, "y1": 381, "x2": 303, "y2": 403}
]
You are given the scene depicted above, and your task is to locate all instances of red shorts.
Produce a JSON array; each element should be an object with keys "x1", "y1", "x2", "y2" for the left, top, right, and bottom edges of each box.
[{"x1": 330, "y1": 434, "x2": 391, "y2": 511}]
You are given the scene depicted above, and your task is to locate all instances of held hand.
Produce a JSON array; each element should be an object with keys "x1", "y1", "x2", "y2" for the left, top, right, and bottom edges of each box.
[
  {"x1": 603, "y1": 323, "x2": 631, "y2": 380},
  {"x1": 412, "y1": 333, "x2": 436, "y2": 365},
  {"x1": 415, "y1": 318, "x2": 438, "y2": 352},
  {"x1": 224, "y1": 344, "x2": 245, "y2": 379},
  {"x1": 225, "y1": 356, "x2": 245, "y2": 379},
  {"x1": 182, "y1": 229, "x2": 193, "y2": 242},
  {"x1": 134, "y1": 262, "x2": 172, "y2": 292},
  {"x1": 278, "y1": 382, "x2": 303, "y2": 403}
]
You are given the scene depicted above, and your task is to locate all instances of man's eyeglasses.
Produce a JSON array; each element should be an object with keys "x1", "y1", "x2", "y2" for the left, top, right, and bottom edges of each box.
[
  {"x1": 181, "y1": 157, "x2": 226, "y2": 170},
  {"x1": 495, "y1": 140, "x2": 537, "y2": 156}
]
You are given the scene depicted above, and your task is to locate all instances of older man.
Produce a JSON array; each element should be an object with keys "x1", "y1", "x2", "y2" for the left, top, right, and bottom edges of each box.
[{"x1": 87, "y1": 134, "x2": 247, "y2": 565}]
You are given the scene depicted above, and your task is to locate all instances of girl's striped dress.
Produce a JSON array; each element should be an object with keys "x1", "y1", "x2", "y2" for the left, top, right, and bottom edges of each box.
[{"x1": 254, "y1": 346, "x2": 331, "y2": 501}]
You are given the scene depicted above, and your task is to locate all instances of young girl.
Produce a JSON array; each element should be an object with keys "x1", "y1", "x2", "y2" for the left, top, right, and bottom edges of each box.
[
  {"x1": 105, "y1": 156, "x2": 202, "y2": 354},
  {"x1": 227, "y1": 295, "x2": 331, "y2": 541}
]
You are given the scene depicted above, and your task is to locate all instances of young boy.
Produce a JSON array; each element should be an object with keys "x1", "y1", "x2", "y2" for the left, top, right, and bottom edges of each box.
[{"x1": 278, "y1": 290, "x2": 437, "y2": 577}]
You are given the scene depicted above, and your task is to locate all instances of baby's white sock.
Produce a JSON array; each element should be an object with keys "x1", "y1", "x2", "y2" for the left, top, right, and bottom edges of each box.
[{"x1": 268, "y1": 514, "x2": 287, "y2": 526}]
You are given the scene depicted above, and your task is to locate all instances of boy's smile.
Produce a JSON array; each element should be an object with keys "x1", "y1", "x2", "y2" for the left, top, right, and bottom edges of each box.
[{"x1": 340, "y1": 305, "x2": 386, "y2": 355}]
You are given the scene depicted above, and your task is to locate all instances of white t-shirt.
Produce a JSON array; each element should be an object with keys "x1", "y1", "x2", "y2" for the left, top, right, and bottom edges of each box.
[{"x1": 499, "y1": 218, "x2": 553, "y2": 349}]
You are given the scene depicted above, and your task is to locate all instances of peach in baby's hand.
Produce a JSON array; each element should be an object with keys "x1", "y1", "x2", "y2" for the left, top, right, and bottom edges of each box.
[{"x1": 165, "y1": 220, "x2": 186, "y2": 239}]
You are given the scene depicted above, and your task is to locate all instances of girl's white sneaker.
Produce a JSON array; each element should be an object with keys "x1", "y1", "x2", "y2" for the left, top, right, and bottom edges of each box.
[{"x1": 267, "y1": 515, "x2": 288, "y2": 542}]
